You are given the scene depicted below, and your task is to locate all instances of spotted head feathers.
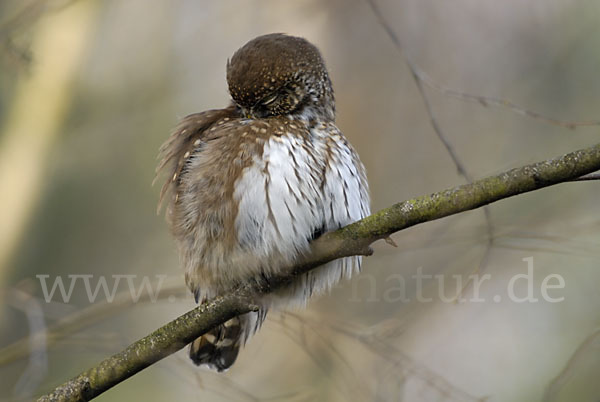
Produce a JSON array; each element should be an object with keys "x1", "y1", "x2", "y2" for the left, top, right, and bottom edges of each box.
[{"x1": 226, "y1": 33, "x2": 335, "y2": 122}]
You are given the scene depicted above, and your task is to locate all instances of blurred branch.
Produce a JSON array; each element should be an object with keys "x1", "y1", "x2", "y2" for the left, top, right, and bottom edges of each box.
[
  {"x1": 413, "y1": 68, "x2": 600, "y2": 129},
  {"x1": 0, "y1": 0, "x2": 47, "y2": 38},
  {"x1": 542, "y1": 328, "x2": 600, "y2": 402},
  {"x1": 38, "y1": 142, "x2": 600, "y2": 401},
  {"x1": 0, "y1": 282, "x2": 187, "y2": 367},
  {"x1": 281, "y1": 313, "x2": 482, "y2": 401},
  {"x1": 364, "y1": 0, "x2": 471, "y2": 179},
  {"x1": 364, "y1": 0, "x2": 600, "y2": 130},
  {"x1": 5, "y1": 288, "x2": 48, "y2": 399},
  {"x1": 0, "y1": 0, "x2": 84, "y2": 37},
  {"x1": 0, "y1": 0, "x2": 86, "y2": 71},
  {"x1": 365, "y1": 0, "x2": 495, "y2": 290}
]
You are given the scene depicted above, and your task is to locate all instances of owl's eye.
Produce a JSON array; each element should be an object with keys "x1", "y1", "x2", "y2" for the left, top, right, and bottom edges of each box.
[{"x1": 261, "y1": 93, "x2": 278, "y2": 106}]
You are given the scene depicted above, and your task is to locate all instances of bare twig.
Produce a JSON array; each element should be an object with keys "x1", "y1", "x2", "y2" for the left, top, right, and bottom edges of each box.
[
  {"x1": 294, "y1": 313, "x2": 484, "y2": 402},
  {"x1": 414, "y1": 68, "x2": 600, "y2": 129},
  {"x1": 541, "y1": 329, "x2": 600, "y2": 402},
  {"x1": 364, "y1": 1, "x2": 600, "y2": 130},
  {"x1": 6, "y1": 288, "x2": 48, "y2": 399},
  {"x1": 38, "y1": 141, "x2": 600, "y2": 401},
  {"x1": 570, "y1": 173, "x2": 600, "y2": 181},
  {"x1": 365, "y1": 0, "x2": 495, "y2": 290},
  {"x1": 0, "y1": 281, "x2": 187, "y2": 367}
]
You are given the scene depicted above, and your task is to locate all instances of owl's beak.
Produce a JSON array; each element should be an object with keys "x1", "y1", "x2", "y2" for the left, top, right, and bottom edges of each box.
[{"x1": 240, "y1": 107, "x2": 254, "y2": 119}]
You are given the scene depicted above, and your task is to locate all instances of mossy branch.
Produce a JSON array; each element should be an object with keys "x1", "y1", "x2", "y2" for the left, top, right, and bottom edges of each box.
[{"x1": 38, "y1": 142, "x2": 600, "y2": 401}]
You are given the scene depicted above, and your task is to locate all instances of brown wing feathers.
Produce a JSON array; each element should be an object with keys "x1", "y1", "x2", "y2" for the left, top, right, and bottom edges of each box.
[{"x1": 155, "y1": 107, "x2": 237, "y2": 212}]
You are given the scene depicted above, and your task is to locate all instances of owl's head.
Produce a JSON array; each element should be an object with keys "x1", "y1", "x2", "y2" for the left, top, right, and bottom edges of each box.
[{"x1": 226, "y1": 33, "x2": 335, "y2": 122}]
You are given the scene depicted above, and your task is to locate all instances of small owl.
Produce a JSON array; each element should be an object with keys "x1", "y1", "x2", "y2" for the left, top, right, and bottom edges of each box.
[{"x1": 157, "y1": 33, "x2": 370, "y2": 371}]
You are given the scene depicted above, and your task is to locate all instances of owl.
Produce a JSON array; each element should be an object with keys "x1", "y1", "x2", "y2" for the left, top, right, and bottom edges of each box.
[{"x1": 157, "y1": 33, "x2": 370, "y2": 371}]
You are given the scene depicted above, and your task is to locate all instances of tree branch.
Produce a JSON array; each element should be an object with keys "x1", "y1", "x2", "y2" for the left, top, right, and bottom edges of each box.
[{"x1": 38, "y1": 142, "x2": 600, "y2": 402}]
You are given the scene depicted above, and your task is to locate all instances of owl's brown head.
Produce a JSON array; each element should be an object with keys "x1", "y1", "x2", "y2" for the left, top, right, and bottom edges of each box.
[{"x1": 227, "y1": 33, "x2": 335, "y2": 122}]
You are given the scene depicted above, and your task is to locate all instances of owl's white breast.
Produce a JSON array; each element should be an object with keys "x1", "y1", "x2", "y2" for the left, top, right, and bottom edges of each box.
[
  {"x1": 231, "y1": 124, "x2": 370, "y2": 298},
  {"x1": 233, "y1": 132, "x2": 324, "y2": 263}
]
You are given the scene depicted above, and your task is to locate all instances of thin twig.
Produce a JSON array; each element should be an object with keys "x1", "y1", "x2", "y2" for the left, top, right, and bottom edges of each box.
[
  {"x1": 363, "y1": 1, "x2": 600, "y2": 130},
  {"x1": 541, "y1": 329, "x2": 600, "y2": 402},
  {"x1": 0, "y1": 281, "x2": 187, "y2": 367},
  {"x1": 570, "y1": 173, "x2": 600, "y2": 181},
  {"x1": 414, "y1": 68, "x2": 600, "y2": 129},
  {"x1": 364, "y1": 0, "x2": 471, "y2": 179},
  {"x1": 365, "y1": 0, "x2": 495, "y2": 290},
  {"x1": 6, "y1": 288, "x2": 48, "y2": 399}
]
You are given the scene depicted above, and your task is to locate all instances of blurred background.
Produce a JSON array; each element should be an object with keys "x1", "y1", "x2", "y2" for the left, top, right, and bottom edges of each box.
[{"x1": 1, "y1": 0, "x2": 599, "y2": 401}]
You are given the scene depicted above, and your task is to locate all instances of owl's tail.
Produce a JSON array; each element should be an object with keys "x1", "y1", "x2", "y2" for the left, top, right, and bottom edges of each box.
[{"x1": 189, "y1": 310, "x2": 266, "y2": 371}]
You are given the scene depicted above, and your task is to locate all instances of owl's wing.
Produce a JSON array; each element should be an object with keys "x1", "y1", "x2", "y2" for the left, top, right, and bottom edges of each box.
[{"x1": 155, "y1": 106, "x2": 237, "y2": 213}]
